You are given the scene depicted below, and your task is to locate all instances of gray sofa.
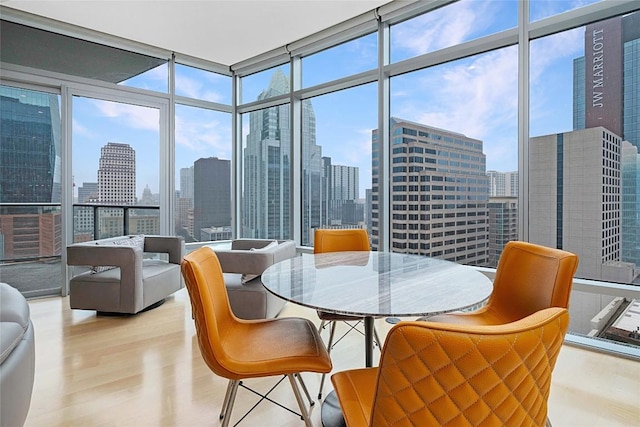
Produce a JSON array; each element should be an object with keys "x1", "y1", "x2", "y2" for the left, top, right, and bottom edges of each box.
[
  {"x1": 214, "y1": 239, "x2": 296, "y2": 319},
  {"x1": 66, "y1": 235, "x2": 185, "y2": 315},
  {"x1": 0, "y1": 282, "x2": 35, "y2": 427}
]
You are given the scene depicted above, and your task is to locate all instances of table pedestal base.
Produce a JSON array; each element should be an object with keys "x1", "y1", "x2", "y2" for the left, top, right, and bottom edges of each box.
[{"x1": 321, "y1": 391, "x2": 346, "y2": 427}]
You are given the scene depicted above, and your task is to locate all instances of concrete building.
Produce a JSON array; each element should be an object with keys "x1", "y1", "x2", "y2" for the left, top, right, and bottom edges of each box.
[
  {"x1": 573, "y1": 11, "x2": 640, "y2": 266},
  {"x1": 372, "y1": 117, "x2": 490, "y2": 265},
  {"x1": 529, "y1": 127, "x2": 637, "y2": 283},
  {"x1": 97, "y1": 142, "x2": 136, "y2": 205},
  {"x1": 487, "y1": 170, "x2": 518, "y2": 197}
]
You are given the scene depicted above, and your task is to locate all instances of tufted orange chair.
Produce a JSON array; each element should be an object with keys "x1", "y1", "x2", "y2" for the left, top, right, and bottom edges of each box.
[
  {"x1": 181, "y1": 246, "x2": 332, "y2": 427},
  {"x1": 426, "y1": 241, "x2": 578, "y2": 325},
  {"x1": 313, "y1": 228, "x2": 381, "y2": 399},
  {"x1": 331, "y1": 307, "x2": 570, "y2": 427}
]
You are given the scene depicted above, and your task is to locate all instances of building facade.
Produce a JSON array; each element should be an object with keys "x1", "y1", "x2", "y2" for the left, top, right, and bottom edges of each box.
[
  {"x1": 573, "y1": 11, "x2": 640, "y2": 266},
  {"x1": 487, "y1": 196, "x2": 518, "y2": 268},
  {"x1": 0, "y1": 86, "x2": 62, "y2": 258},
  {"x1": 530, "y1": 127, "x2": 636, "y2": 283},
  {"x1": 372, "y1": 118, "x2": 490, "y2": 265},
  {"x1": 243, "y1": 69, "x2": 322, "y2": 244},
  {"x1": 193, "y1": 156, "x2": 231, "y2": 241},
  {"x1": 487, "y1": 170, "x2": 518, "y2": 197}
]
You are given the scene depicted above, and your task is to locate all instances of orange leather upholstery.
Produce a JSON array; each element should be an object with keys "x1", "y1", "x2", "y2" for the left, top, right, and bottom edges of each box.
[
  {"x1": 428, "y1": 241, "x2": 578, "y2": 325},
  {"x1": 331, "y1": 307, "x2": 570, "y2": 427},
  {"x1": 181, "y1": 247, "x2": 331, "y2": 426},
  {"x1": 314, "y1": 228, "x2": 371, "y2": 322},
  {"x1": 314, "y1": 228, "x2": 370, "y2": 254}
]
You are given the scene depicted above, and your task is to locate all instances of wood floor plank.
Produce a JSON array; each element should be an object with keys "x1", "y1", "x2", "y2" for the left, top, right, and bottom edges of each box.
[{"x1": 24, "y1": 288, "x2": 640, "y2": 427}]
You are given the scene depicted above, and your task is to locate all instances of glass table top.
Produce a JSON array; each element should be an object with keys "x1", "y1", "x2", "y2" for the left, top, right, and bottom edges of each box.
[{"x1": 261, "y1": 251, "x2": 493, "y2": 318}]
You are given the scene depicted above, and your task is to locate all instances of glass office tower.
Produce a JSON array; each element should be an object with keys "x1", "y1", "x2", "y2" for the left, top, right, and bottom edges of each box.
[
  {"x1": 0, "y1": 86, "x2": 61, "y2": 204},
  {"x1": 0, "y1": 86, "x2": 62, "y2": 259},
  {"x1": 243, "y1": 69, "x2": 323, "y2": 241}
]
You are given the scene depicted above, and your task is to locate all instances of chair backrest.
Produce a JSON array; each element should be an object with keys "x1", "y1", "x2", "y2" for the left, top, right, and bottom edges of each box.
[
  {"x1": 314, "y1": 228, "x2": 370, "y2": 254},
  {"x1": 371, "y1": 307, "x2": 569, "y2": 427},
  {"x1": 487, "y1": 241, "x2": 578, "y2": 323},
  {"x1": 180, "y1": 246, "x2": 239, "y2": 379}
]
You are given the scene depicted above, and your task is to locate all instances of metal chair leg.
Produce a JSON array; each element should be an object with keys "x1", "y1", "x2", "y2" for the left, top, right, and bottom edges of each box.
[
  {"x1": 318, "y1": 321, "x2": 337, "y2": 399},
  {"x1": 374, "y1": 325, "x2": 382, "y2": 348},
  {"x1": 220, "y1": 380, "x2": 240, "y2": 427},
  {"x1": 220, "y1": 380, "x2": 235, "y2": 420},
  {"x1": 288, "y1": 374, "x2": 313, "y2": 427},
  {"x1": 295, "y1": 373, "x2": 314, "y2": 407}
]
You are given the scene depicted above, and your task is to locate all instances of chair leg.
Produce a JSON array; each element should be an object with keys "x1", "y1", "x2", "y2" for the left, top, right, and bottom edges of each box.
[
  {"x1": 318, "y1": 321, "x2": 337, "y2": 399},
  {"x1": 373, "y1": 325, "x2": 382, "y2": 348},
  {"x1": 288, "y1": 374, "x2": 313, "y2": 427},
  {"x1": 295, "y1": 373, "x2": 314, "y2": 407},
  {"x1": 220, "y1": 380, "x2": 234, "y2": 420},
  {"x1": 220, "y1": 380, "x2": 240, "y2": 427}
]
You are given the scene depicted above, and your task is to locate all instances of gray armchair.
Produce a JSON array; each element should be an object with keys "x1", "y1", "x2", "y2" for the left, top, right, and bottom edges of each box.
[
  {"x1": 214, "y1": 239, "x2": 296, "y2": 319},
  {"x1": 66, "y1": 235, "x2": 185, "y2": 315}
]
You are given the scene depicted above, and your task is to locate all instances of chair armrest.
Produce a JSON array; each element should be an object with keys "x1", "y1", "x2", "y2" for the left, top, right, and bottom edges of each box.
[
  {"x1": 143, "y1": 235, "x2": 185, "y2": 264},
  {"x1": 215, "y1": 240, "x2": 296, "y2": 275},
  {"x1": 67, "y1": 244, "x2": 142, "y2": 269}
]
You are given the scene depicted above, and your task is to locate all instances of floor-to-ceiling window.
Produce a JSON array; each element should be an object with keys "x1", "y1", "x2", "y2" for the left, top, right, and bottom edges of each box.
[
  {"x1": 72, "y1": 96, "x2": 161, "y2": 241},
  {"x1": 174, "y1": 63, "x2": 232, "y2": 243},
  {"x1": 1, "y1": 0, "x2": 639, "y2": 357},
  {"x1": 0, "y1": 85, "x2": 62, "y2": 297},
  {"x1": 299, "y1": 34, "x2": 378, "y2": 247}
]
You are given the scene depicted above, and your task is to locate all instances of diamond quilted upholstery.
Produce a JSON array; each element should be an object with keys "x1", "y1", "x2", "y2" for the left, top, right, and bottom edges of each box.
[{"x1": 332, "y1": 307, "x2": 569, "y2": 427}]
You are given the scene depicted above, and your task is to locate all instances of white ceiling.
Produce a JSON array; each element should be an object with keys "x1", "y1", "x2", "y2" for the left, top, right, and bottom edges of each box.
[{"x1": 1, "y1": 0, "x2": 394, "y2": 66}]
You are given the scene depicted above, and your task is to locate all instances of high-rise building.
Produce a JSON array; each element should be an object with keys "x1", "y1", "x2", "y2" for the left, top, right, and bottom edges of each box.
[
  {"x1": 243, "y1": 69, "x2": 321, "y2": 243},
  {"x1": 94, "y1": 142, "x2": 136, "y2": 238},
  {"x1": 0, "y1": 87, "x2": 61, "y2": 203},
  {"x1": 193, "y1": 157, "x2": 230, "y2": 241},
  {"x1": 322, "y1": 158, "x2": 362, "y2": 226},
  {"x1": 77, "y1": 182, "x2": 98, "y2": 203},
  {"x1": 487, "y1": 170, "x2": 518, "y2": 197},
  {"x1": 573, "y1": 12, "x2": 640, "y2": 265},
  {"x1": 0, "y1": 86, "x2": 62, "y2": 258},
  {"x1": 97, "y1": 142, "x2": 136, "y2": 205},
  {"x1": 529, "y1": 127, "x2": 636, "y2": 283},
  {"x1": 487, "y1": 196, "x2": 518, "y2": 267},
  {"x1": 373, "y1": 118, "x2": 490, "y2": 265},
  {"x1": 74, "y1": 182, "x2": 99, "y2": 242},
  {"x1": 180, "y1": 166, "x2": 194, "y2": 200}
]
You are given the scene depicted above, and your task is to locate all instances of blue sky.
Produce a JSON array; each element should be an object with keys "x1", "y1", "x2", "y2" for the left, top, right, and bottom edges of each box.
[{"x1": 70, "y1": 0, "x2": 598, "y2": 199}]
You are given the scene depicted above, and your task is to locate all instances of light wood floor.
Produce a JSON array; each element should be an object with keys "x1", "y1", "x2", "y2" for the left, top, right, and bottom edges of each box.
[{"x1": 25, "y1": 288, "x2": 640, "y2": 427}]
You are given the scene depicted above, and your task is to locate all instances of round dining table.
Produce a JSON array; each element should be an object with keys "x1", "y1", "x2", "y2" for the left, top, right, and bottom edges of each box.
[{"x1": 261, "y1": 251, "x2": 494, "y2": 426}]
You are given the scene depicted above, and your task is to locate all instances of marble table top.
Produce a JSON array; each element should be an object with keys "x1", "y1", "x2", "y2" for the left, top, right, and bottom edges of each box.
[{"x1": 261, "y1": 251, "x2": 493, "y2": 318}]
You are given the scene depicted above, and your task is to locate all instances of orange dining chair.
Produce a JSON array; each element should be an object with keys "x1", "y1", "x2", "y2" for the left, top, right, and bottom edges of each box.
[
  {"x1": 313, "y1": 228, "x2": 382, "y2": 399},
  {"x1": 181, "y1": 246, "x2": 332, "y2": 427},
  {"x1": 331, "y1": 307, "x2": 570, "y2": 427},
  {"x1": 425, "y1": 240, "x2": 578, "y2": 325}
]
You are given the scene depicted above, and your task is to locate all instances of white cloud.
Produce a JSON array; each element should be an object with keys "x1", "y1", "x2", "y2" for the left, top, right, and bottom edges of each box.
[
  {"x1": 395, "y1": 46, "x2": 518, "y2": 143},
  {"x1": 91, "y1": 99, "x2": 159, "y2": 131},
  {"x1": 72, "y1": 118, "x2": 94, "y2": 138},
  {"x1": 175, "y1": 114, "x2": 231, "y2": 159},
  {"x1": 392, "y1": 1, "x2": 497, "y2": 56},
  {"x1": 175, "y1": 74, "x2": 224, "y2": 102}
]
